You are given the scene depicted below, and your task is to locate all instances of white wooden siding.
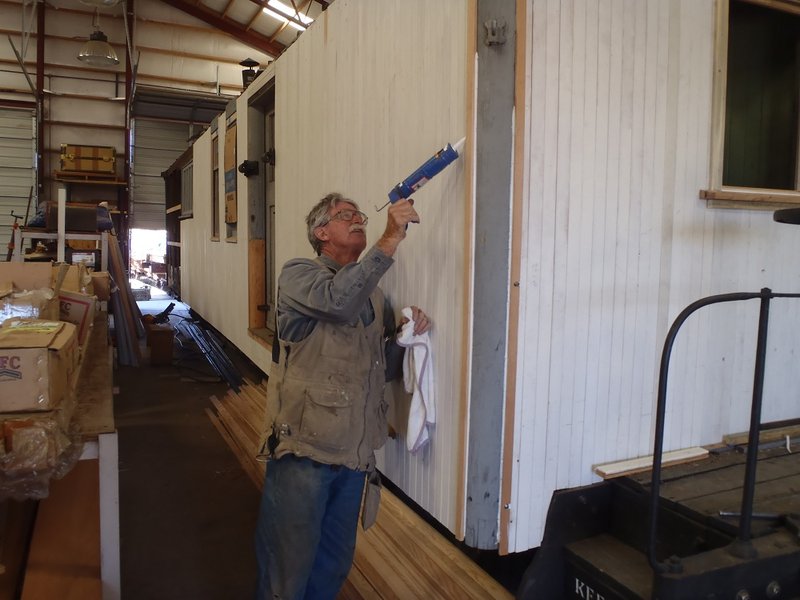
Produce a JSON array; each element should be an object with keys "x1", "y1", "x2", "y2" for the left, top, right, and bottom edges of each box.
[
  {"x1": 273, "y1": 0, "x2": 469, "y2": 534},
  {"x1": 181, "y1": 110, "x2": 274, "y2": 374},
  {"x1": 506, "y1": 0, "x2": 800, "y2": 552},
  {"x1": 181, "y1": 1, "x2": 470, "y2": 534}
]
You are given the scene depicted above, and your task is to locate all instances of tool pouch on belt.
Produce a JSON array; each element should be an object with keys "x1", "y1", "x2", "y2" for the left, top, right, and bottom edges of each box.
[{"x1": 361, "y1": 469, "x2": 382, "y2": 530}]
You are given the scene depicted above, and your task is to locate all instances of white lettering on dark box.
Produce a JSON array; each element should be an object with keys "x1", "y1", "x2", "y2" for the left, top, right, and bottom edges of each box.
[{"x1": 574, "y1": 577, "x2": 605, "y2": 600}]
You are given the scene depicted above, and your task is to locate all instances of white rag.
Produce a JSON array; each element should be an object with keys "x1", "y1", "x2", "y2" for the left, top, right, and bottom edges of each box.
[{"x1": 396, "y1": 306, "x2": 435, "y2": 453}]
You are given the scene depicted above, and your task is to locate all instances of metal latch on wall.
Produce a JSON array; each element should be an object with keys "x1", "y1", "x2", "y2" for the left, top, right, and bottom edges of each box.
[{"x1": 484, "y1": 19, "x2": 507, "y2": 46}]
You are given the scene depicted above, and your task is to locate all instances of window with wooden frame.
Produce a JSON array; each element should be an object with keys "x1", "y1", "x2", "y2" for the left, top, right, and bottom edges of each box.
[
  {"x1": 704, "y1": 0, "x2": 800, "y2": 208},
  {"x1": 211, "y1": 133, "x2": 220, "y2": 240},
  {"x1": 181, "y1": 162, "x2": 193, "y2": 218}
]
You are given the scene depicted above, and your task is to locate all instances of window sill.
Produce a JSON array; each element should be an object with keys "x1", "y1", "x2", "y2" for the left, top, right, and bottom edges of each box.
[
  {"x1": 248, "y1": 327, "x2": 274, "y2": 351},
  {"x1": 210, "y1": 236, "x2": 220, "y2": 242},
  {"x1": 178, "y1": 212, "x2": 194, "y2": 221},
  {"x1": 700, "y1": 188, "x2": 800, "y2": 210}
]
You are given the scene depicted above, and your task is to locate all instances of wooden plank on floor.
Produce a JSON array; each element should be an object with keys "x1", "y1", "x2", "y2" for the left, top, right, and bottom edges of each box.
[
  {"x1": 208, "y1": 382, "x2": 511, "y2": 600},
  {"x1": 593, "y1": 447, "x2": 709, "y2": 479},
  {"x1": 206, "y1": 408, "x2": 263, "y2": 489},
  {"x1": 376, "y1": 492, "x2": 511, "y2": 600},
  {"x1": 337, "y1": 562, "x2": 379, "y2": 600},
  {"x1": 723, "y1": 425, "x2": 800, "y2": 447},
  {"x1": 21, "y1": 460, "x2": 101, "y2": 600}
]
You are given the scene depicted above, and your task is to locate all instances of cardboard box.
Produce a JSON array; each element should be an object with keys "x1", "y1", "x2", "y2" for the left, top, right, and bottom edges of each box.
[
  {"x1": 52, "y1": 264, "x2": 90, "y2": 294},
  {"x1": 0, "y1": 263, "x2": 53, "y2": 293},
  {"x1": 147, "y1": 324, "x2": 174, "y2": 366},
  {"x1": 0, "y1": 290, "x2": 58, "y2": 324},
  {"x1": 58, "y1": 291, "x2": 95, "y2": 346},
  {"x1": 0, "y1": 263, "x2": 59, "y2": 324},
  {"x1": 90, "y1": 272, "x2": 110, "y2": 301},
  {"x1": 0, "y1": 320, "x2": 79, "y2": 412},
  {"x1": 60, "y1": 144, "x2": 116, "y2": 174}
]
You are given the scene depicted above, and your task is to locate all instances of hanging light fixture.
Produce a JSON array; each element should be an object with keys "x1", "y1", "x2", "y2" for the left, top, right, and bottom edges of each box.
[
  {"x1": 77, "y1": 9, "x2": 119, "y2": 67},
  {"x1": 240, "y1": 58, "x2": 259, "y2": 89}
]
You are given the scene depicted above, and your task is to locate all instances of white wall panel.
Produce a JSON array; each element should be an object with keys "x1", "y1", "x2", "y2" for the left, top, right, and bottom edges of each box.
[
  {"x1": 271, "y1": 0, "x2": 469, "y2": 534},
  {"x1": 507, "y1": 0, "x2": 800, "y2": 552},
  {"x1": 181, "y1": 107, "x2": 274, "y2": 375}
]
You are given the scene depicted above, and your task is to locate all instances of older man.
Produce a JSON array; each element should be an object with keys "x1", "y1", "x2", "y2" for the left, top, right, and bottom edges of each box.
[{"x1": 255, "y1": 192, "x2": 430, "y2": 600}]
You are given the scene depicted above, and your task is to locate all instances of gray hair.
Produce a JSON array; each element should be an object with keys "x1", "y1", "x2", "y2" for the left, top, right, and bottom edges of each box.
[{"x1": 305, "y1": 192, "x2": 360, "y2": 255}]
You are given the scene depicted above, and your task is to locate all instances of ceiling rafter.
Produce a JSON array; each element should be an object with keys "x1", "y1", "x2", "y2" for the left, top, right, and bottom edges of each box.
[
  {"x1": 158, "y1": 0, "x2": 285, "y2": 58},
  {"x1": 220, "y1": 0, "x2": 237, "y2": 19},
  {"x1": 245, "y1": 6, "x2": 262, "y2": 31}
]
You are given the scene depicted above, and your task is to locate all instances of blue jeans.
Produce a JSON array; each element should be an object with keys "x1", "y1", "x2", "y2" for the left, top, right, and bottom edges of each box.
[{"x1": 254, "y1": 454, "x2": 366, "y2": 600}]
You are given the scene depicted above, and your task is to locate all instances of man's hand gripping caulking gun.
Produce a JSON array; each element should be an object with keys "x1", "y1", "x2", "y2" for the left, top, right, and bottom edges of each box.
[{"x1": 376, "y1": 137, "x2": 467, "y2": 218}]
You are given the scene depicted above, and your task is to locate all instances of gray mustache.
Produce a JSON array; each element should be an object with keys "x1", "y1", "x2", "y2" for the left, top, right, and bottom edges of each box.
[{"x1": 349, "y1": 224, "x2": 366, "y2": 233}]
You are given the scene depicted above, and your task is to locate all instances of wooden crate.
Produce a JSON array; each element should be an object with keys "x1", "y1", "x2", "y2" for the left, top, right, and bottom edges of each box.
[{"x1": 60, "y1": 144, "x2": 116, "y2": 174}]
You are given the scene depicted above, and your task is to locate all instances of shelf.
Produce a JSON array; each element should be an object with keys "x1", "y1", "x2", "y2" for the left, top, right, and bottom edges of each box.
[
  {"x1": 53, "y1": 170, "x2": 126, "y2": 186},
  {"x1": 12, "y1": 185, "x2": 109, "y2": 271}
]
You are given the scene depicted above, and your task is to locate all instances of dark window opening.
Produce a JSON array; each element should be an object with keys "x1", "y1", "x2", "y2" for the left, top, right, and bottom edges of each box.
[{"x1": 723, "y1": 1, "x2": 800, "y2": 190}]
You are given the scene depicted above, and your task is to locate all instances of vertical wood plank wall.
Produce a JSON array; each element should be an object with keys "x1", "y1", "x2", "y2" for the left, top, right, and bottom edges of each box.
[
  {"x1": 274, "y1": 0, "x2": 469, "y2": 535},
  {"x1": 182, "y1": 100, "x2": 276, "y2": 374},
  {"x1": 506, "y1": 0, "x2": 800, "y2": 552},
  {"x1": 183, "y1": 0, "x2": 471, "y2": 535}
]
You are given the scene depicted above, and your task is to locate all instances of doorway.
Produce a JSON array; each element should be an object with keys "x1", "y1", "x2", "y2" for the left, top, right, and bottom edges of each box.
[{"x1": 246, "y1": 79, "x2": 276, "y2": 343}]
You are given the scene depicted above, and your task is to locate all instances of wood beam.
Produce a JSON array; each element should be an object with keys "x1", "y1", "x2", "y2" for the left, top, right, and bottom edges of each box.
[{"x1": 158, "y1": 0, "x2": 285, "y2": 58}]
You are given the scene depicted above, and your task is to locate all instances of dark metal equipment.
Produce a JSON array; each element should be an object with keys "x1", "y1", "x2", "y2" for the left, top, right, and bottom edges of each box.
[{"x1": 518, "y1": 289, "x2": 800, "y2": 599}]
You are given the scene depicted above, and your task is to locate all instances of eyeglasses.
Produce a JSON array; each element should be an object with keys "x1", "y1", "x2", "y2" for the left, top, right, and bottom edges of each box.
[{"x1": 319, "y1": 209, "x2": 368, "y2": 227}]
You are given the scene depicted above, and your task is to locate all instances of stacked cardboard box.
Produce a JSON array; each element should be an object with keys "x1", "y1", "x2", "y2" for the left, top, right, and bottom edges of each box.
[{"x1": 0, "y1": 263, "x2": 106, "y2": 499}]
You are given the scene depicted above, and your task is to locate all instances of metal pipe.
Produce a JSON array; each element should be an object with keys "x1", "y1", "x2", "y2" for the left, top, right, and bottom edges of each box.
[
  {"x1": 730, "y1": 289, "x2": 772, "y2": 558},
  {"x1": 648, "y1": 291, "x2": 762, "y2": 573},
  {"x1": 648, "y1": 289, "x2": 800, "y2": 573}
]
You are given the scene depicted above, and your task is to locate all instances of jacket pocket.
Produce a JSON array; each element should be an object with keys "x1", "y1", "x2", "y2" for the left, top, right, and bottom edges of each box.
[{"x1": 297, "y1": 383, "x2": 355, "y2": 451}]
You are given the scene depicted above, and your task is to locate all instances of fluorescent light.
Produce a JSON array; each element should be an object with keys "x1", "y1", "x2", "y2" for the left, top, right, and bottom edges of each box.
[{"x1": 263, "y1": 0, "x2": 314, "y2": 31}]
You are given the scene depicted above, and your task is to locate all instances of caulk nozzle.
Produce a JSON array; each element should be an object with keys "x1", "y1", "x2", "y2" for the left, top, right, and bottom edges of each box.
[{"x1": 452, "y1": 137, "x2": 466, "y2": 157}]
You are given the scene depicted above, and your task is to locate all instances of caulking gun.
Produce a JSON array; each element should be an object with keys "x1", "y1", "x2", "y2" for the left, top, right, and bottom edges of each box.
[{"x1": 378, "y1": 137, "x2": 466, "y2": 210}]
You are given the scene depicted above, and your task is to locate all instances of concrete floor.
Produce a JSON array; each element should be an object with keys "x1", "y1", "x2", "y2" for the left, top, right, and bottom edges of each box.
[{"x1": 115, "y1": 298, "x2": 262, "y2": 600}]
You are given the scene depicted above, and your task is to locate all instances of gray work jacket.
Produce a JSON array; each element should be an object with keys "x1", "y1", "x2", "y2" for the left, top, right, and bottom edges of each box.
[{"x1": 262, "y1": 251, "x2": 395, "y2": 470}]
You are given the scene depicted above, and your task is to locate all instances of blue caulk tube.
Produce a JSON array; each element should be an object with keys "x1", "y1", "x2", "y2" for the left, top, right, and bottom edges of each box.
[{"x1": 388, "y1": 137, "x2": 466, "y2": 203}]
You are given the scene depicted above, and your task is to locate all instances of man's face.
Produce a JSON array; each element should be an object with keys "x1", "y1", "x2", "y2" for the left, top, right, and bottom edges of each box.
[{"x1": 318, "y1": 202, "x2": 368, "y2": 256}]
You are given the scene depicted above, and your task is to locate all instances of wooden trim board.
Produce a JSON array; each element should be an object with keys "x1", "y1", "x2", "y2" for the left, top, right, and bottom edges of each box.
[
  {"x1": 456, "y1": 0, "x2": 478, "y2": 543},
  {"x1": 593, "y1": 447, "x2": 709, "y2": 479},
  {"x1": 499, "y1": 0, "x2": 528, "y2": 556}
]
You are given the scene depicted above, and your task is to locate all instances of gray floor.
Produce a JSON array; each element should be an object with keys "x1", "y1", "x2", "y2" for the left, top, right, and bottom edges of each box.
[{"x1": 115, "y1": 297, "x2": 262, "y2": 600}]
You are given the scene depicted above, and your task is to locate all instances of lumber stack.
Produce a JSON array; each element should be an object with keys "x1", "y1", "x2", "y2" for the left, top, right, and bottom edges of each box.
[
  {"x1": 206, "y1": 379, "x2": 267, "y2": 489},
  {"x1": 107, "y1": 233, "x2": 143, "y2": 366},
  {"x1": 207, "y1": 380, "x2": 512, "y2": 600},
  {"x1": 342, "y1": 490, "x2": 512, "y2": 600}
]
